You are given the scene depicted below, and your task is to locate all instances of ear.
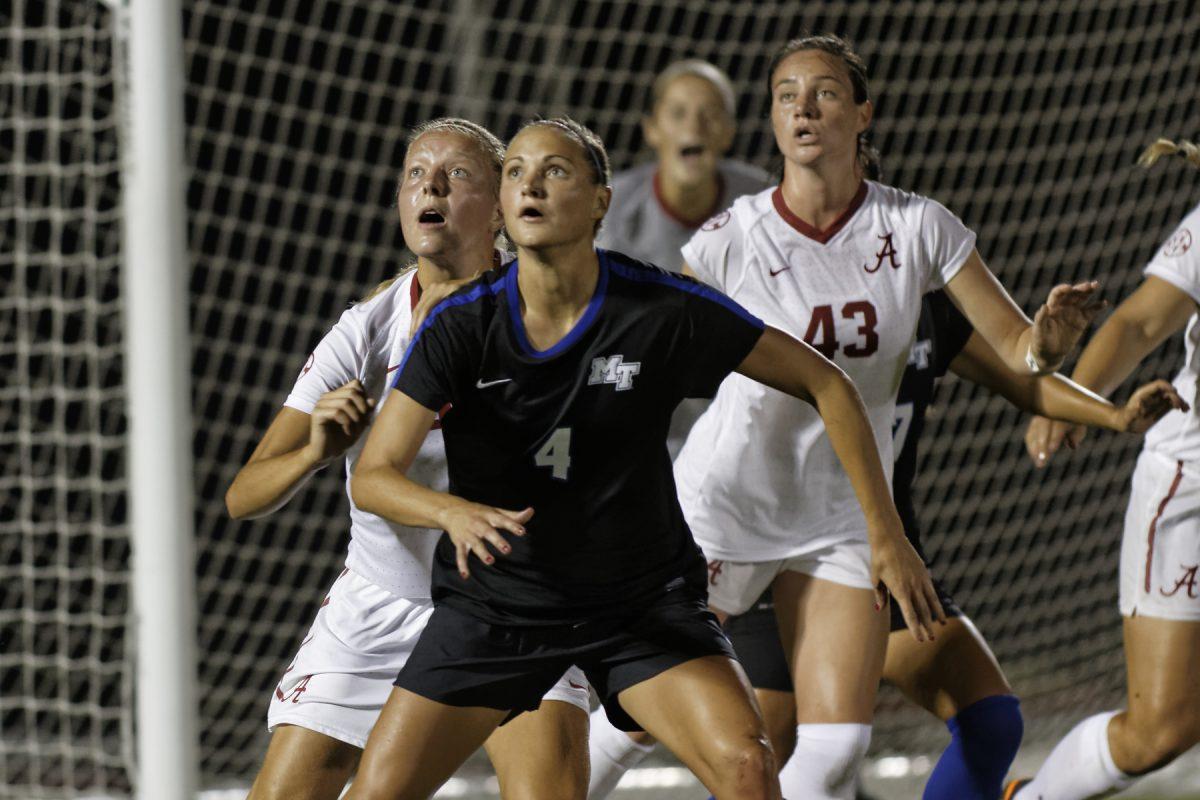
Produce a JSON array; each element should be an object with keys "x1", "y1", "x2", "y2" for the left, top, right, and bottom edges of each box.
[
  {"x1": 642, "y1": 114, "x2": 661, "y2": 150},
  {"x1": 856, "y1": 99, "x2": 874, "y2": 135},
  {"x1": 593, "y1": 185, "x2": 612, "y2": 222},
  {"x1": 489, "y1": 200, "x2": 503, "y2": 235},
  {"x1": 715, "y1": 115, "x2": 736, "y2": 155}
]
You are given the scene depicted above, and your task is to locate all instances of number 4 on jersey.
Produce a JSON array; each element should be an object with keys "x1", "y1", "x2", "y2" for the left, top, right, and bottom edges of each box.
[{"x1": 535, "y1": 427, "x2": 572, "y2": 480}]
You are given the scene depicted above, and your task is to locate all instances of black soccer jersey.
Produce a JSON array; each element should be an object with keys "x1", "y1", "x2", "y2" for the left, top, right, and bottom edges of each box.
[
  {"x1": 892, "y1": 291, "x2": 974, "y2": 546},
  {"x1": 394, "y1": 249, "x2": 765, "y2": 626}
]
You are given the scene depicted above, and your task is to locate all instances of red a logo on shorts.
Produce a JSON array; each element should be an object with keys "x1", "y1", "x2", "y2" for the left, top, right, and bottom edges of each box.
[
  {"x1": 707, "y1": 560, "x2": 725, "y2": 586},
  {"x1": 275, "y1": 674, "x2": 313, "y2": 704},
  {"x1": 864, "y1": 233, "x2": 901, "y2": 273},
  {"x1": 1159, "y1": 564, "x2": 1200, "y2": 598}
]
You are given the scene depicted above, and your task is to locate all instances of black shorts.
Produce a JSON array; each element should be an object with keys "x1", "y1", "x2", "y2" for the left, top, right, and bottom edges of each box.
[
  {"x1": 395, "y1": 588, "x2": 735, "y2": 731},
  {"x1": 723, "y1": 583, "x2": 964, "y2": 693}
]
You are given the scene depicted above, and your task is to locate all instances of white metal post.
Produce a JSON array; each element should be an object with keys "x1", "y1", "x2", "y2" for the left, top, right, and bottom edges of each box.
[{"x1": 119, "y1": 0, "x2": 199, "y2": 797}]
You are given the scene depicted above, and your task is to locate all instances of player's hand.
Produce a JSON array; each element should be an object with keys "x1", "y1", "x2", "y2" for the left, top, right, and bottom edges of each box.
[
  {"x1": 869, "y1": 524, "x2": 946, "y2": 643},
  {"x1": 1117, "y1": 379, "x2": 1189, "y2": 433},
  {"x1": 1025, "y1": 415, "x2": 1085, "y2": 467},
  {"x1": 1029, "y1": 282, "x2": 1106, "y2": 371},
  {"x1": 409, "y1": 275, "x2": 479, "y2": 336},
  {"x1": 440, "y1": 503, "x2": 532, "y2": 578},
  {"x1": 304, "y1": 380, "x2": 374, "y2": 464}
]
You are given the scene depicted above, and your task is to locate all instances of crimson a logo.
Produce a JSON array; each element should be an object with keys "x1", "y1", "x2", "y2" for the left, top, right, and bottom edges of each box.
[
  {"x1": 701, "y1": 209, "x2": 731, "y2": 231},
  {"x1": 1163, "y1": 227, "x2": 1192, "y2": 258}
]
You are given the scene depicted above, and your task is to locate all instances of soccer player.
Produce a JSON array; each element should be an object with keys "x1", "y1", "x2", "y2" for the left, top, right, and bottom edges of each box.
[
  {"x1": 596, "y1": 59, "x2": 771, "y2": 459},
  {"x1": 718, "y1": 289, "x2": 1181, "y2": 800},
  {"x1": 671, "y1": 35, "x2": 1107, "y2": 799},
  {"x1": 597, "y1": 59, "x2": 770, "y2": 272},
  {"x1": 1007, "y1": 138, "x2": 1200, "y2": 800},
  {"x1": 225, "y1": 119, "x2": 590, "y2": 800},
  {"x1": 344, "y1": 117, "x2": 941, "y2": 800},
  {"x1": 588, "y1": 292, "x2": 1182, "y2": 800}
]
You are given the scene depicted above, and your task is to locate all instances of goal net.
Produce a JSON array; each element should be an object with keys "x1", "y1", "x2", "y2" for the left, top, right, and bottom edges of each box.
[{"x1": 6, "y1": 0, "x2": 1200, "y2": 795}]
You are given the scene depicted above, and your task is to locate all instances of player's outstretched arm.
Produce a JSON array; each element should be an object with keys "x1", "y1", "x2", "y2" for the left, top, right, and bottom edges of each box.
[
  {"x1": 949, "y1": 332, "x2": 1187, "y2": 434},
  {"x1": 225, "y1": 379, "x2": 373, "y2": 519},
  {"x1": 352, "y1": 389, "x2": 530, "y2": 578},
  {"x1": 1025, "y1": 275, "x2": 1198, "y2": 466},
  {"x1": 735, "y1": 326, "x2": 946, "y2": 641},
  {"x1": 945, "y1": 250, "x2": 1105, "y2": 375}
]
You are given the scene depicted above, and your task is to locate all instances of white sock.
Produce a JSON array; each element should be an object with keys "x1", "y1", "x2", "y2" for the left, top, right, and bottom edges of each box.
[
  {"x1": 1020, "y1": 711, "x2": 1137, "y2": 799},
  {"x1": 777, "y1": 723, "x2": 871, "y2": 800},
  {"x1": 587, "y1": 707, "x2": 655, "y2": 799}
]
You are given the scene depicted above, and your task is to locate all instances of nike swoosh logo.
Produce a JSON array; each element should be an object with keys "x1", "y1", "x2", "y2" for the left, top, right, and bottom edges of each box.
[
  {"x1": 568, "y1": 681, "x2": 586, "y2": 690},
  {"x1": 475, "y1": 378, "x2": 512, "y2": 389},
  {"x1": 769, "y1": 266, "x2": 791, "y2": 277}
]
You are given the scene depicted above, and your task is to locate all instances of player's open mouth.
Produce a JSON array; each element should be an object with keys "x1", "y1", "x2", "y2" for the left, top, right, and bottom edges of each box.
[
  {"x1": 418, "y1": 208, "x2": 446, "y2": 227},
  {"x1": 679, "y1": 144, "x2": 705, "y2": 159},
  {"x1": 793, "y1": 127, "x2": 815, "y2": 143},
  {"x1": 518, "y1": 206, "x2": 545, "y2": 221}
]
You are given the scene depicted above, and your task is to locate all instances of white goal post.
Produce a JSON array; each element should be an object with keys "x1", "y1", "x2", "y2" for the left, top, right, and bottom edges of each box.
[{"x1": 119, "y1": 0, "x2": 198, "y2": 797}]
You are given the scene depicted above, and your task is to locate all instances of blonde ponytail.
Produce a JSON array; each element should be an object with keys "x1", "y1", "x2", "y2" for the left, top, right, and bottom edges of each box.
[{"x1": 1137, "y1": 138, "x2": 1200, "y2": 170}]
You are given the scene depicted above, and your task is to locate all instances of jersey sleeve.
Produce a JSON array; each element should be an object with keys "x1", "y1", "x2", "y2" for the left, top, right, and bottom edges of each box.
[
  {"x1": 1144, "y1": 206, "x2": 1200, "y2": 304},
  {"x1": 920, "y1": 197, "x2": 978, "y2": 290},
  {"x1": 680, "y1": 209, "x2": 743, "y2": 292},
  {"x1": 391, "y1": 305, "x2": 459, "y2": 411},
  {"x1": 677, "y1": 284, "x2": 766, "y2": 398},
  {"x1": 926, "y1": 291, "x2": 975, "y2": 377},
  {"x1": 283, "y1": 307, "x2": 366, "y2": 414}
]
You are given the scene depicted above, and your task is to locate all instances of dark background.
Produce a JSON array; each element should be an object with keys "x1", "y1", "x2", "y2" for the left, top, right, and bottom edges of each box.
[{"x1": 5, "y1": 0, "x2": 1199, "y2": 794}]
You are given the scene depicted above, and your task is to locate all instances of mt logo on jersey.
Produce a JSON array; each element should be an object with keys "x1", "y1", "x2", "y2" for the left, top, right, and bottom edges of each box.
[{"x1": 588, "y1": 355, "x2": 641, "y2": 391}]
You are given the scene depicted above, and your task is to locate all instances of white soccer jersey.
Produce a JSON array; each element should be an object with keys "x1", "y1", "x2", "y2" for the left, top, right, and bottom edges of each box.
[
  {"x1": 675, "y1": 181, "x2": 976, "y2": 560},
  {"x1": 284, "y1": 269, "x2": 446, "y2": 597},
  {"x1": 1141, "y1": 201, "x2": 1200, "y2": 463},
  {"x1": 598, "y1": 159, "x2": 771, "y2": 272}
]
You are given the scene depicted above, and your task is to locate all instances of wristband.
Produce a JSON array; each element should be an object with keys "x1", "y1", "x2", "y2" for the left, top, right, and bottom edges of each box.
[{"x1": 1025, "y1": 343, "x2": 1061, "y2": 376}]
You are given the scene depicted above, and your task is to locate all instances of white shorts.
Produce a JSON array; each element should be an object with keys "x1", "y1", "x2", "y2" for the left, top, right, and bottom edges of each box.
[
  {"x1": 1120, "y1": 450, "x2": 1200, "y2": 621},
  {"x1": 267, "y1": 568, "x2": 590, "y2": 748},
  {"x1": 703, "y1": 539, "x2": 873, "y2": 616}
]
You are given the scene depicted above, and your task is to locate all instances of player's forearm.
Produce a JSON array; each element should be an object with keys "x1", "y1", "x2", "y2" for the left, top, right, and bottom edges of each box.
[
  {"x1": 1026, "y1": 374, "x2": 1125, "y2": 431},
  {"x1": 1070, "y1": 313, "x2": 1158, "y2": 398},
  {"x1": 350, "y1": 464, "x2": 461, "y2": 530},
  {"x1": 225, "y1": 447, "x2": 323, "y2": 520}
]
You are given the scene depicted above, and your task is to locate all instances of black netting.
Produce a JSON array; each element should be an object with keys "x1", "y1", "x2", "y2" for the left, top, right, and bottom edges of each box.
[{"x1": 7, "y1": 0, "x2": 1200, "y2": 794}]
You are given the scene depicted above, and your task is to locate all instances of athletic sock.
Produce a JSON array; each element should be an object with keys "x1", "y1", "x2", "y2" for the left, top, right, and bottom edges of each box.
[
  {"x1": 1018, "y1": 711, "x2": 1136, "y2": 799},
  {"x1": 923, "y1": 694, "x2": 1023, "y2": 799},
  {"x1": 587, "y1": 707, "x2": 655, "y2": 799},
  {"x1": 777, "y1": 723, "x2": 872, "y2": 800}
]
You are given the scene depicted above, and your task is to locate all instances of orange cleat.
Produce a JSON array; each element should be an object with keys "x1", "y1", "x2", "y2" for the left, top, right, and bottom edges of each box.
[{"x1": 1002, "y1": 778, "x2": 1031, "y2": 800}]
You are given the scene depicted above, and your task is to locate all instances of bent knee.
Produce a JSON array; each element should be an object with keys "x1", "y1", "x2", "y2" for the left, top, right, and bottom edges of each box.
[
  {"x1": 1121, "y1": 718, "x2": 1200, "y2": 775},
  {"x1": 705, "y1": 736, "x2": 776, "y2": 793}
]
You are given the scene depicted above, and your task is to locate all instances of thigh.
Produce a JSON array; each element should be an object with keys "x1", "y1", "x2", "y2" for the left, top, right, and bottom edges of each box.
[
  {"x1": 485, "y1": 697, "x2": 589, "y2": 800},
  {"x1": 883, "y1": 615, "x2": 1011, "y2": 721},
  {"x1": 347, "y1": 687, "x2": 506, "y2": 800},
  {"x1": 617, "y1": 655, "x2": 773, "y2": 787},
  {"x1": 1120, "y1": 452, "x2": 1200, "y2": 621},
  {"x1": 772, "y1": 569, "x2": 889, "y2": 722},
  {"x1": 1122, "y1": 615, "x2": 1200, "y2": 727},
  {"x1": 248, "y1": 724, "x2": 360, "y2": 800}
]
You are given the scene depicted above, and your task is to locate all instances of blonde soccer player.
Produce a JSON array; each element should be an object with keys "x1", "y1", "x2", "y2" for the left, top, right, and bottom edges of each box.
[
  {"x1": 343, "y1": 116, "x2": 940, "y2": 800},
  {"x1": 670, "y1": 34, "x2": 1109, "y2": 800},
  {"x1": 1007, "y1": 138, "x2": 1200, "y2": 800},
  {"x1": 225, "y1": 119, "x2": 589, "y2": 800}
]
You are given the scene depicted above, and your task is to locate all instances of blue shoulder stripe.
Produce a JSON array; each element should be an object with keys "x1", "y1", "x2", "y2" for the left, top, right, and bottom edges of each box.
[
  {"x1": 392, "y1": 274, "x2": 506, "y2": 385},
  {"x1": 604, "y1": 253, "x2": 765, "y2": 329}
]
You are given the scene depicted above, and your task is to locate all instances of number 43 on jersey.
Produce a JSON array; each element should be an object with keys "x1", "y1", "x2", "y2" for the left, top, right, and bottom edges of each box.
[{"x1": 803, "y1": 301, "x2": 879, "y2": 359}]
